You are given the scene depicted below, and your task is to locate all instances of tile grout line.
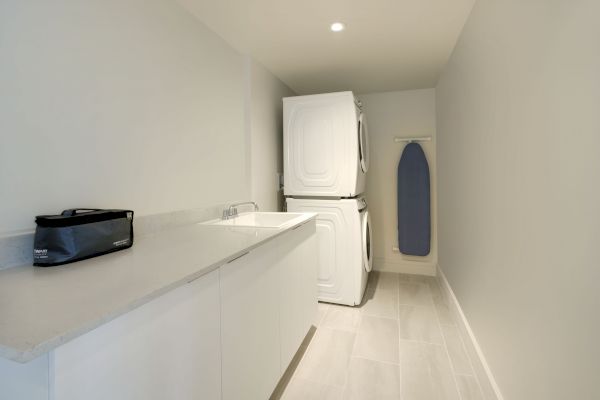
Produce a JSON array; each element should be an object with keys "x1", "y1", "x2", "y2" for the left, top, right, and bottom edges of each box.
[
  {"x1": 431, "y1": 278, "x2": 467, "y2": 400},
  {"x1": 399, "y1": 338, "x2": 449, "y2": 347},
  {"x1": 454, "y1": 372, "x2": 479, "y2": 378},
  {"x1": 286, "y1": 320, "x2": 355, "y2": 396},
  {"x1": 286, "y1": 308, "x2": 331, "y2": 392},
  {"x1": 315, "y1": 302, "x2": 329, "y2": 326},
  {"x1": 285, "y1": 273, "x2": 473, "y2": 399},
  {"x1": 320, "y1": 302, "x2": 363, "y2": 333},
  {"x1": 432, "y1": 278, "x2": 486, "y2": 399},
  {"x1": 350, "y1": 354, "x2": 402, "y2": 367},
  {"x1": 447, "y1": 312, "x2": 487, "y2": 399},
  {"x1": 343, "y1": 302, "x2": 364, "y2": 397},
  {"x1": 289, "y1": 375, "x2": 346, "y2": 391},
  {"x1": 359, "y1": 312, "x2": 399, "y2": 323}
]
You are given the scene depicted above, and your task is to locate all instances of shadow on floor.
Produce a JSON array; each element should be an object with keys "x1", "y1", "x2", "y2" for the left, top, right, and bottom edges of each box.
[{"x1": 270, "y1": 325, "x2": 318, "y2": 399}]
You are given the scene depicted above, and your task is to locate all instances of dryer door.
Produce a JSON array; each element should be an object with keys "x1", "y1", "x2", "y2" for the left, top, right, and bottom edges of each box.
[
  {"x1": 358, "y1": 113, "x2": 370, "y2": 174},
  {"x1": 361, "y1": 210, "x2": 373, "y2": 272}
]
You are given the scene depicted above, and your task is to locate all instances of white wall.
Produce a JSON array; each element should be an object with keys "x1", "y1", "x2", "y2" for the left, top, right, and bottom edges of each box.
[
  {"x1": 246, "y1": 59, "x2": 295, "y2": 212},
  {"x1": 358, "y1": 90, "x2": 437, "y2": 275},
  {"x1": 0, "y1": 0, "x2": 249, "y2": 234},
  {"x1": 436, "y1": 1, "x2": 600, "y2": 399}
]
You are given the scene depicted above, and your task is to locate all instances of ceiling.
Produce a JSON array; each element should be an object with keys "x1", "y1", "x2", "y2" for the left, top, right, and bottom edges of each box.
[{"x1": 176, "y1": 0, "x2": 476, "y2": 94}]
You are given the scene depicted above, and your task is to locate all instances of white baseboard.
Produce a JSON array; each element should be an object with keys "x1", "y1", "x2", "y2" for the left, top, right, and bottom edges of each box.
[
  {"x1": 373, "y1": 257, "x2": 436, "y2": 276},
  {"x1": 436, "y1": 265, "x2": 504, "y2": 400}
]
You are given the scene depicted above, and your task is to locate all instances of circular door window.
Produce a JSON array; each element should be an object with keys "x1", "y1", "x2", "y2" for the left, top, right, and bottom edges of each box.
[{"x1": 362, "y1": 210, "x2": 373, "y2": 272}]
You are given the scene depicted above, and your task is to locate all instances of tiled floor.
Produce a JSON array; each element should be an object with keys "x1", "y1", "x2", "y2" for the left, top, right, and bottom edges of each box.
[{"x1": 272, "y1": 272, "x2": 486, "y2": 400}]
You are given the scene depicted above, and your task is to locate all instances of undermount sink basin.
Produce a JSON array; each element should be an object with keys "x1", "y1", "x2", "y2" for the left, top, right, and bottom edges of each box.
[{"x1": 204, "y1": 212, "x2": 306, "y2": 229}]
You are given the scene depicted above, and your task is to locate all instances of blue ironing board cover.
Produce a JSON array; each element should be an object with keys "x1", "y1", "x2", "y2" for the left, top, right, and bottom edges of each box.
[{"x1": 397, "y1": 142, "x2": 431, "y2": 256}]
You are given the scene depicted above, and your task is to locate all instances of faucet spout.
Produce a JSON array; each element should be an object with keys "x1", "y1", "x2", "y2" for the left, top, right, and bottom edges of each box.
[{"x1": 222, "y1": 201, "x2": 259, "y2": 220}]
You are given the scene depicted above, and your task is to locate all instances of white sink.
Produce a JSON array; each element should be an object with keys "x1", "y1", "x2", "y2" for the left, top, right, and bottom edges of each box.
[{"x1": 204, "y1": 212, "x2": 307, "y2": 229}]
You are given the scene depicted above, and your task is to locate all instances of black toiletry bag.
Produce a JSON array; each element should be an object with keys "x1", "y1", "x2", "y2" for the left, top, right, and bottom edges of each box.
[{"x1": 33, "y1": 209, "x2": 134, "y2": 266}]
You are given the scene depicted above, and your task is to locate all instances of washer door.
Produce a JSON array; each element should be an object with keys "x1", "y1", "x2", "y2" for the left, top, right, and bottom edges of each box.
[
  {"x1": 358, "y1": 113, "x2": 370, "y2": 173},
  {"x1": 361, "y1": 210, "x2": 373, "y2": 272}
]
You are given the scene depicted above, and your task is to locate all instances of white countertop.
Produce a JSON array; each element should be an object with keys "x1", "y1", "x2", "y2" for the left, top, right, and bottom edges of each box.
[{"x1": 0, "y1": 213, "x2": 316, "y2": 363}]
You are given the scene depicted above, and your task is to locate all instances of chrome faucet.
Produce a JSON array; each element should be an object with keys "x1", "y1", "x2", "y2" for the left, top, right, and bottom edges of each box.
[{"x1": 222, "y1": 201, "x2": 259, "y2": 220}]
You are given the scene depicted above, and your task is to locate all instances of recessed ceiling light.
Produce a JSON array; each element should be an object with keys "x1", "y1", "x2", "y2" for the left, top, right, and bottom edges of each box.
[{"x1": 330, "y1": 22, "x2": 345, "y2": 32}]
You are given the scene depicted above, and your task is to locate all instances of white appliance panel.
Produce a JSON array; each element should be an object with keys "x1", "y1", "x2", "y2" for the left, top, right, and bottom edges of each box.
[
  {"x1": 286, "y1": 198, "x2": 368, "y2": 306},
  {"x1": 293, "y1": 106, "x2": 338, "y2": 186},
  {"x1": 284, "y1": 92, "x2": 367, "y2": 197}
]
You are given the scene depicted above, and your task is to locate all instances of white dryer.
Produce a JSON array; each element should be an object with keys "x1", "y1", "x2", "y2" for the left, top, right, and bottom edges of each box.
[
  {"x1": 286, "y1": 197, "x2": 373, "y2": 306},
  {"x1": 283, "y1": 91, "x2": 370, "y2": 197}
]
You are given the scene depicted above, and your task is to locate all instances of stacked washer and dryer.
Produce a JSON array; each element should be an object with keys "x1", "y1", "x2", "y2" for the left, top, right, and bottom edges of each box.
[{"x1": 284, "y1": 91, "x2": 373, "y2": 306}]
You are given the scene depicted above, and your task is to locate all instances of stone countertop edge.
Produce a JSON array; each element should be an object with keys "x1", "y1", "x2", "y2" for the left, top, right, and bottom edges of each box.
[{"x1": 0, "y1": 213, "x2": 317, "y2": 364}]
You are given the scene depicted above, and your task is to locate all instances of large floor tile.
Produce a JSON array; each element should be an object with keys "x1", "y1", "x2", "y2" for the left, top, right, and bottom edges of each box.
[
  {"x1": 314, "y1": 302, "x2": 329, "y2": 326},
  {"x1": 398, "y1": 305, "x2": 443, "y2": 344},
  {"x1": 427, "y1": 345, "x2": 461, "y2": 400},
  {"x1": 455, "y1": 375, "x2": 485, "y2": 400},
  {"x1": 401, "y1": 343, "x2": 460, "y2": 400},
  {"x1": 441, "y1": 324, "x2": 473, "y2": 375},
  {"x1": 353, "y1": 315, "x2": 399, "y2": 364},
  {"x1": 360, "y1": 288, "x2": 399, "y2": 319},
  {"x1": 401, "y1": 369, "x2": 460, "y2": 400},
  {"x1": 433, "y1": 297, "x2": 456, "y2": 326},
  {"x1": 279, "y1": 377, "x2": 344, "y2": 400},
  {"x1": 398, "y1": 282, "x2": 434, "y2": 306},
  {"x1": 279, "y1": 272, "x2": 471, "y2": 400},
  {"x1": 321, "y1": 305, "x2": 362, "y2": 332},
  {"x1": 342, "y1": 357, "x2": 401, "y2": 400},
  {"x1": 400, "y1": 341, "x2": 452, "y2": 372},
  {"x1": 428, "y1": 279, "x2": 446, "y2": 303},
  {"x1": 295, "y1": 327, "x2": 355, "y2": 387},
  {"x1": 401, "y1": 368, "x2": 438, "y2": 400},
  {"x1": 428, "y1": 280, "x2": 456, "y2": 326},
  {"x1": 367, "y1": 271, "x2": 400, "y2": 292},
  {"x1": 399, "y1": 340, "x2": 434, "y2": 372}
]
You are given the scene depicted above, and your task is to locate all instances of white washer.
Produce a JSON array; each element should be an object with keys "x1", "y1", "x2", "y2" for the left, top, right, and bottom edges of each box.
[
  {"x1": 283, "y1": 91, "x2": 370, "y2": 197},
  {"x1": 286, "y1": 197, "x2": 373, "y2": 306}
]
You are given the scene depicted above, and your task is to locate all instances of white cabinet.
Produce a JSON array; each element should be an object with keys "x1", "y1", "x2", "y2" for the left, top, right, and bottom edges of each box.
[
  {"x1": 220, "y1": 221, "x2": 318, "y2": 400},
  {"x1": 278, "y1": 222, "x2": 317, "y2": 368},
  {"x1": 53, "y1": 269, "x2": 221, "y2": 400},
  {"x1": 0, "y1": 355, "x2": 50, "y2": 400},
  {"x1": 220, "y1": 240, "x2": 282, "y2": 400},
  {"x1": 0, "y1": 219, "x2": 317, "y2": 400}
]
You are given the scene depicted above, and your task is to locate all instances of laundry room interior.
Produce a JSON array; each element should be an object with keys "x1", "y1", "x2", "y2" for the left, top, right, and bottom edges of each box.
[{"x1": 1, "y1": 1, "x2": 598, "y2": 400}]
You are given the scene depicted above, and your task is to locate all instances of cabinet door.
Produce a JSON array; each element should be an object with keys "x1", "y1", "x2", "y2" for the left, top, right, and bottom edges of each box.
[
  {"x1": 0, "y1": 355, "x2": 50, "y2": 400},
  {"x1": 220, "y1": 240, "x2": 281, "y2": 400},
  {"x1": 52, "y1": 270, "x2": 221, "y2": 400},
  {"x1": 278, "y1": 221, "x2": 318, "y2": 370}
]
